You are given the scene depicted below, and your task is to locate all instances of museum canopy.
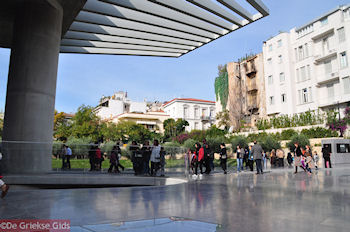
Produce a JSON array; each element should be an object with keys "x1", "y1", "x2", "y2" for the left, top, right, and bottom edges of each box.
[
  {"x1": 0, "y1": 0, "x2": 269, "y2": 174},
  {"x1": 1, "y1": 0, "x2": 269, "y2": 57}
]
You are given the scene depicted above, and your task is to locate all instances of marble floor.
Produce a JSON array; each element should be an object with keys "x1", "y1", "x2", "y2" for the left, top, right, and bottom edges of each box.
[{"x1": 1, "y1": 167, "x2": 350, "y2": 232}]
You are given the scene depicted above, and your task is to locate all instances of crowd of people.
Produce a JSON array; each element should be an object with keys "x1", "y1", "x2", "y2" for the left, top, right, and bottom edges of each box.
[
  {"x1": 60, "y1": 140, "x2": 167, "y2": 176},
  {"x1": 188, "y1": 139, "x2": 334, "y2": 178},
  {"x1": 126, "y1": 140, "x2": 166, "y2": 177},
  {"x1": 189, "y1": 140, "x2": 266, "y2": 178}
]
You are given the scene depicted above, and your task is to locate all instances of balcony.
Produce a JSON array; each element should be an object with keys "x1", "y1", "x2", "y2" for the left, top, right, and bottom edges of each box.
[
  {"x1": 244, "y1": 61, "x2": 257, "y2": 77},
  {"x1": 314, "y1": 49, "x2": 337, "y2": 64},
  {"x1": 311, "y1": 27, "x2": 334, "y2": 41},
  {"x1": 200, "y1": 116, "x2": 215, "y2": 122},
  {"x1": 247, "y1": 81, "x2": 258, "y2": 93},
  {"x1": 316, "y1": 71, "x2": 339, "y2": 85}
]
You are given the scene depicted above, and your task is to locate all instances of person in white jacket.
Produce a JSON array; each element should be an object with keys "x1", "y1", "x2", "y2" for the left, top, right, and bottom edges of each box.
[{"x1": 150, "y1": 140, "x2": 161, "y2": 176}]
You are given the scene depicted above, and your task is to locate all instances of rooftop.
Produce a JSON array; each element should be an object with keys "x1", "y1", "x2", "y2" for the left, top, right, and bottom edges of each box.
[{"x1": 163, "y1": 98, "x2": 216, "y2": 107}]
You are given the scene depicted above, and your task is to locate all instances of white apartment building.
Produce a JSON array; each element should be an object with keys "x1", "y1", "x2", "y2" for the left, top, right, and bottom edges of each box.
[
  {"x1": 263, "y1": 5, "x2": 350, "y2": 116},
  {"x1": 163, "y1": 98, "x2": 216, "y2": 131},
  {"x1": 94, "y1": 91, "x2": 147, "y2": 120},
  {"x1": 263, "y1": 33, "x2": 296, "y2": 116}
]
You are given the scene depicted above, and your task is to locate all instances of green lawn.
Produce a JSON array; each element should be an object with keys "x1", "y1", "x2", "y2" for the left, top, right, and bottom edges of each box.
[{"x1": 52, "y1": 158, "x2": 237, "y2": 169}]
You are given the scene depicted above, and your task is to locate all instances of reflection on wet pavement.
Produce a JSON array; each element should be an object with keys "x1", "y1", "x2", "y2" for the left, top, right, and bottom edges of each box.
[
  {"x1": 71, "y1": 217, "x2": 218, "y2": 232},
  {"x1": 1, "y1": 167, "x2": 350, "y2": 232}
]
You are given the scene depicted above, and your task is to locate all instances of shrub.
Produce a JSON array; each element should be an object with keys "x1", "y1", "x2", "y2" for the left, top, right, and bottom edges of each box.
[
  {"x1": 173, "y1": 133, "x2": 190, "y2": 144},
  {"x1": 281, "y1": 129, "x2": 298, "y2": 140},
  {"x1": 206, "y1": 125, "x2": 227, "y2": 138},
  {"x1": 163, "y1": 141, "x2": 184, "y2": 158},
  {"x1": 52, "y1": 141, "x2": 64, "y2": 157},
  {"x1": 231, "y1": 136, "x2": 248, "y2": 152},
  {"x1": 183, "y1": 139, "x2": 196, "y2": 150},
  {"x1": 100, "y1": 141, "x2": 116, "y2": 156},
  {"x1": 66, "y1": 136, "x2": 93, "y2": 157},
  {"x1": 300, "y1": 127, "x2": 338, "y2": 138},
  {"x1": 260, "y1": 135, "x2": 281, "y2": 152},
  {"x1": 287, "y1": 134, "x2": 310, "y2": 151},
  {"x1": 188, "y1": 130, "x2": 206, "y2": 142},
  {"x1": 206, "y1": 136, "x2": 224, "y2": 153},
  {"x1": 246, "y1": 132, "x2": 269, "y2": 143}
]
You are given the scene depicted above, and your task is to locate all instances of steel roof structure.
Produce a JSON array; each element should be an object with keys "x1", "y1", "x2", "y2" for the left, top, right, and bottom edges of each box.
[{"x1": 60, "y1": 0, "x2": 269, "y2": 57}]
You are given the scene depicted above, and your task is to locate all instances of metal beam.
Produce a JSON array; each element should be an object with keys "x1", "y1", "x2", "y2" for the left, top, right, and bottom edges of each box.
[
  {"x1": 64, "y1": 31, "x2": 195, "y2": 50},
  {"x1": 60, "y1": 46, "x2": 182, "y2": 57},
  {"x1": 76, "y1": 11, "x2": 212, "y2": 42},
  {"x1": 247, "y1": 0, "x2": 269, "y2": 16},
  {"x1": 83, "y1": 0, "x2": 219, "y2": 39},
  {"x1": 100, "y1": 0, "x2": 227, "y2": 35},
  {"x1": 69, "y1": 22, "x2": 204, "y2": 46},
  {"x1": 149, "y1": 0, "x2": 237, "y2": 30},
  {"x1": 217, "y1": 0, "x2": 254, "y2": 22},
  {"x1": 61, "y1": 39, "x2": 189, "y2": 53},
  {"x1": 186, "y1": 0, "x2": 244, "y2": 26}
]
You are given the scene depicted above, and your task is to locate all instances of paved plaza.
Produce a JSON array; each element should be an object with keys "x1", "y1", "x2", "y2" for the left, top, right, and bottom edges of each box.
[{"x1": 1, "y1": 167, "x2": 350, "y2": 232}]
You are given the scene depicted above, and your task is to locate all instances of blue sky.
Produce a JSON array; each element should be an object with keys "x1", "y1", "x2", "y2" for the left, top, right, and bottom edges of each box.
[{"x1": 0, "y1": 0, "x2": 348, "y2": 113}]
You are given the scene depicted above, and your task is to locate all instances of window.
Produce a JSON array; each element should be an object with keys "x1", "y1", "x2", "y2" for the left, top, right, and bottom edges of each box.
[
  {"x1": 183, "y1": 107, "x2": 188, "y2": 118},
  {"x1": 343, "y1": 76, "x2": 350, "y2": 94},
  {"x1": 278, "y1": 55, "x2": 283, "y2": 64},
  {"x1": 307, "y1": 65, "x2": 311, "y2": 80},
  {"x1": 309, "y1": 87, "x2": 313, "y2": 102},
  {"x1": 281, "y1": 94, "x2": 286, "y2": 103},
  {"x1": 268, "y1": 75, "x2": 273, "y2": 85},
  {"x1": 194, "y1": 122, "x2": 199, "y2": 130},
  {"x1": 340, "y1": 52, "x2": 348, "y2": 68},
  {"x1": 324, "y1": 60, "x2": 332, "y2": 74},
  {"x1": 327, "y1": 83, "x2": 334, "y2": 99},
  {"x1": 301, "y1": 88, "x2": 308, "y2": 103},
  {"x1": 320, "y1": 17, "x2": 328, "y2": 26},
  {"x1": 279, "y1": 72, "x2": 285, "y2": 82},
  {"x1": 298, "y1": 46, "x2": 304, "y2": 60},
  {"x1": 210, "y1": 109, "x2": 214, "y2": 118},
  {"x1": 294, "y1": 48, "x2": 298, "y2": 61},
  {"x1": 269, "y1": 44, "x2": 272, "y2": 51},
  {"x1": 296, "y1": 68, "x2": 300, "y2": 82},
  {"x1": 300, "y1": 66, "x2": 306, "y2": 81},
  {"x1": 304, "y1": 43, "x2": 309, "y2": 57},
  {"x1": 323, "y1": 37, "x2": 330, "y2": 54},
  {"x1": 269, "y1": 96, "x2": 274, "y2": 105},
  {"x1": 194, "y1": 107, "x2": 199, "y2": 118},
  {"x1": 267, "y1": 58, "x2": 272, "y2": 65},
  {"x1": 338, "y1": 27, "x2": 346, "y2": 43},
  {"x1": 336, "y1": 144, "x2": 350, "y2": 153},
  {"x1": 202, "y1": 108, "x2": 207, "y2": 117},
  {"x1": 278, "y1": 39, "x2": 282, "y2": 47}
]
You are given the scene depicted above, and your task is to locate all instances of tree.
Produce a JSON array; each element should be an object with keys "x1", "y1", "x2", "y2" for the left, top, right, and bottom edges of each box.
[
  {"x1": 287, "y1": 134, "x2": 310, "y2": 151},
  {"x1": 70, "y1": 105, "x2": 101, "y2": 141},
  {"x1": 175, "y1": 119, "x2": 189, "y2": 134},
  {"x1": 163, "y1": 118, "x2": 189, "y2": 140},
  {"x1": 216, "y1": 110, "x2": 230, "y2": 130},
  {"x1": 53, "y1": 110, "x2": 72, "y2": 140},
  {"x1": 163, "y1": 118, "x2": 176, "y2": 139}
]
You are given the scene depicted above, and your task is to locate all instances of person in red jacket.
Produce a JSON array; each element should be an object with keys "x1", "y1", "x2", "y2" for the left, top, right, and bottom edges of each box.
[
  {"x1": 196, "y1": 142, "x2": 204, "y2": 175},
  {"x1": 0, "y1": 149, "x2": 9, "y2": 198}
]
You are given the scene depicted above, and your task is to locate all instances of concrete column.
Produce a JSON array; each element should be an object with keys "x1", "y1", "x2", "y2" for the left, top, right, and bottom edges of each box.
[{"x1": 1, "y1": 0, "x2": 63, "y2": 174}]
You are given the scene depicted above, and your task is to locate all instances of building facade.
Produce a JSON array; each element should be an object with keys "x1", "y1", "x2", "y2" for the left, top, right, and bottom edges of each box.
[
  {"x1": 110, "y1": 111, "x2": 169, "y2": 134},
  {"x1": 263, "y1": 5, "x2": 350, "y2": 117},
  {"x1": 94, "y1": 91, "x2": 147, "y2": 120},
  {"x1": 217, "y1": 53, "x2": 266, "y2": 130},
  {"x1": 163, "y1": 98, "x2": 216, "y2": 131}
]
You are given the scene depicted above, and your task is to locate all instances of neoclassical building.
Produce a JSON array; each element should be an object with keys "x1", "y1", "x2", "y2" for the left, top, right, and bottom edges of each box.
[{"x1": 163, "y1": 98, "x2": 216, "y2": 131}]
